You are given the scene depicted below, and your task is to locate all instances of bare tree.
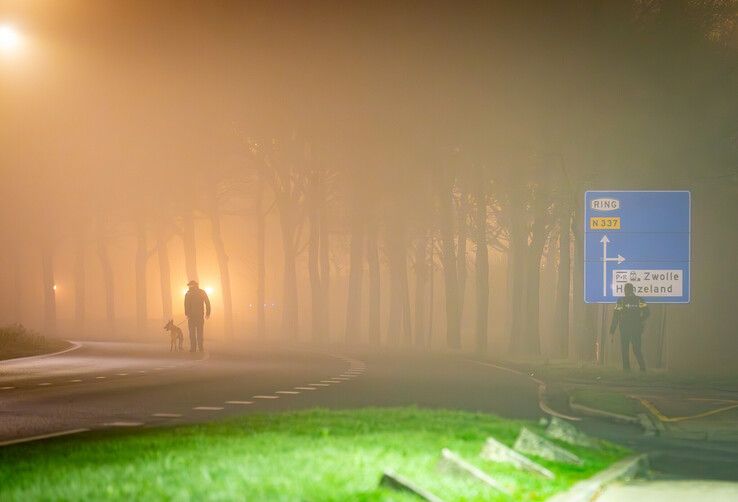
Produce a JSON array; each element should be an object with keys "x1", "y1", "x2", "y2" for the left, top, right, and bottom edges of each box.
[
  {"x1": 205, "y1": 190, "x2": 234, "y2": 339},
  {"x1": 96, "y1": 213, "x2": 116, "y2": 334},
  {"x1": 473, "y1": 166, "x2": 490, "y2": 353}
]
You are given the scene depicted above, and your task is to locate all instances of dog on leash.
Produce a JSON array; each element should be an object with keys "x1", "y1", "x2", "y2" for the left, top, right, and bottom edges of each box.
[{"x1": 163, "y1": 320, "x2": 184, "y2": 352}]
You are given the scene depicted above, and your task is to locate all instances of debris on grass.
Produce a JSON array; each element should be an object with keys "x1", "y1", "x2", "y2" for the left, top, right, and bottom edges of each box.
[
  {"x1": 514, "y1": 428, "x2": 583, "y2": 465},
  {"x1": 480, "y1": 436, "x2": 555, "y2": 479},
  {"x1": 437, "y1": 448, "x2": 511, "y2": 494}
]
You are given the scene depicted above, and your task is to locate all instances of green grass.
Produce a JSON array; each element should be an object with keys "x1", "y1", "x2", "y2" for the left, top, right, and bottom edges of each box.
[
  {"x1": 0, "y1": 324, "x2": 69, "y2": 360},
  {"x1": 0, "y1": 408, "x2": 628, "y2": 501},
  {"x1": 570, "y1": 389, "x2": 643, "y2": 417},
  {"x1": 528, "y1": 361, "x2": 738, "y2": 390}
]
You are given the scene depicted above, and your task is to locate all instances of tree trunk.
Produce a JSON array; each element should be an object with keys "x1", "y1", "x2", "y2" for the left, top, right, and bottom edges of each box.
[
  {"x1": 308, "y1": 169, "x2": 330, "y2": 342},
  {"x1": 96, "y1": 217, "x2": 116, "y2": 334},
  {"x1": 308, "y1": 180, "x2": 323, "y2": 342},
  {"x1": 41, "y1": 239, "x2": 56, "y2": 335},
  {"x1": 156, "y1": 220, "x2": 173, "y2": 322},
  {"x1": 508, "y1": 190, "x2": 527, "y2": 355},
  {"x1": 74, "y1": 234, "x2": 86, "y2": 333},
  {"x1": 181, "y1": 210, "x2": 198, "y2": 282},
  {"x1": 413, "y1": 233, "x2": 430, "y2": 347},
  {"x1": 387, "y1": 214, "x2": 412, "y2": 345},
  {"x1": 400, "y1": 246, "x2": 412, "y2": 346},
  {"x1": 524, "y1": 205, "x2": 548, "y2": 356},
  {"x1": 11, "y1": 246, "x2": 22, "y2": 323},
  {"x1": 345, "y1": 210, "x2": 365, "y2": 344},
  {"x1": 255, "y1": 170, "x2": 266, "y2": 339},
  {"x1": 438, "y1": 183, "x2": 461, "y2": 349},
  {"x1": 456, "y1": 194, "x2": 469, "y2": 322},
  {"x1": 279, "y1": 198, "x2": 299, "y2": 338},
  {"x1": 208, "y1": 205, "x2": 234, "y2": 339},
  {"x1": 366, "y1": 217, "x2": 381, "y2": 345},
  {"x1": 553, "y1": 209, "x2": 572, "y2": 358},
  {"x1": 474, "y1": 176, "x2": 489, "y2": 354},
  {"x1": 135, "y1": 218, "x2": 148, "y2": 335},
  {"x1": 319, "y1": 182, "x2": 330, "y2": 339},
  {"x1": 583, "y1": 303, "x2": 598, "y2": 361}
]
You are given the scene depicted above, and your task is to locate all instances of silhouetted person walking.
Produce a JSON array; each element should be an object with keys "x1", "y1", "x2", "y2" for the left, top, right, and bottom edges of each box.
[
  {"x1": 185, "y1": 280, "x2": 211, "y2": 352},
  {"x1": 609, "y1": 282, "x2": 650, "y2": 371}
]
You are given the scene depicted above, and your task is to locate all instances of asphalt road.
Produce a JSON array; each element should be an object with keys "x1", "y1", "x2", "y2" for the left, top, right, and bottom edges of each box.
[
  {"x1": 0, "y1": 341, "x2": 543, "y2": 444},
  {"x1": 3, "y1": 340, "x2": 735, "y2": 485}
]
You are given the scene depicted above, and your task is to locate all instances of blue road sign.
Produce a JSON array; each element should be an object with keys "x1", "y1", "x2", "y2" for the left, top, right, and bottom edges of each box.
[{"x1": 584, "y1": 191, "x2": 691, "y2": 304}]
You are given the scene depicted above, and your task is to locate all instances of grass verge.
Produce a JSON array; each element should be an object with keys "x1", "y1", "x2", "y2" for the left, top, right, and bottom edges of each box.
[
  {"x1": 0, "y1": 324, "x2": 69, "y2": 360},
  {"x1": 0, "y1": 407, "x2": 628, "y2": 501},
  {"x1": 569, "y1": 388, "x2": 643, "y2": 417},
  {"x1": 527, "y1": 362, "x2": 738, "y2": 391}
]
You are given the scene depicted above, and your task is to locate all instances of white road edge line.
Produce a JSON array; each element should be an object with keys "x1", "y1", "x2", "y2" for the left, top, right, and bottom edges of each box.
[
  {"x1": 0, "y1": 340, "x2": 83, "y2": 365},
  {"x1": 0, "y1": 428, "x2": 90, "y2": 447}
]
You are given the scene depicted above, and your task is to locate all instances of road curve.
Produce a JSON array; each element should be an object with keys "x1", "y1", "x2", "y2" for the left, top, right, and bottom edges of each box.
[{"x1": 0, "y1": 341, "x2": 543, "y2": 444}]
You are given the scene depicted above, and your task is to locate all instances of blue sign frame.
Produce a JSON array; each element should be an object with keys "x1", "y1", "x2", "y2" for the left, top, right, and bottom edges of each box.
[{"x1": 584, "y1": 190, "x2": 691, "y2": 304}]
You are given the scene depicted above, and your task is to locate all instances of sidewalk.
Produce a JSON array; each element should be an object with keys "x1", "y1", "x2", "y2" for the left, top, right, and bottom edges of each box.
[{"x1": 596, "y1": 480, "x2": 738, "y2": 501}]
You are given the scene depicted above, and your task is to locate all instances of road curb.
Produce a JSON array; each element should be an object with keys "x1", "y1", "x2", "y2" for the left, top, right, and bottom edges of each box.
[
  {"x1": 467, "y1": 359, "x2": 582, "y2": 421},
  {"x1": 546, "y1": 453, "x2": 649, "y2": 502},
  {"x1": 568, "y1": 396, "x2": 639, "y2": 424},
  {"x1": 0, "y1": 340, "x2": 81, "y2": 365}
]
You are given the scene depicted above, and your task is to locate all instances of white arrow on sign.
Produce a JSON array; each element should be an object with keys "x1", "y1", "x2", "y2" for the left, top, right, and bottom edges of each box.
[{"x1": 600, "y1": 235, "x2": 625, "y2": 296}]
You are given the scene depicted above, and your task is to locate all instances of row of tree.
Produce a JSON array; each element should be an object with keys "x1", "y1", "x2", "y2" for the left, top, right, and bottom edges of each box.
[{"x1": 1, "y1": 1, "x2": 735, "y2": 361}]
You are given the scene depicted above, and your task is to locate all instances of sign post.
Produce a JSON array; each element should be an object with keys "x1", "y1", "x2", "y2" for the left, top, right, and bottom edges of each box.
[{"x1": 584, "y1": 191, "x2": 691, "y2": 304}]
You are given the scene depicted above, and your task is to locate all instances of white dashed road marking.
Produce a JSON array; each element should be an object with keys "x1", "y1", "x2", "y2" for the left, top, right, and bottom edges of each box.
[
  {"x1": 104, "y1": 421, "x2": 143, "y2": 427},
  {"x1": 253, "y1": 395, "x2": 279, "y2": 399},
  {"x1": 152, "y1": 413, "x2": 182, "y2": 418},
  {"x1": 310, "y1": 383, "x2": 330, "y2": 386},
  {"x1": 193, "y1": 406, "x2": 224, "y2": 411},
  {"x1": 225, "y1": 401, "x2": 253, "y2": 405},
  {"x1": 95, "y1": 376, "x2": 107, "y2": 380},
  {"x1": 68, "y1": 379, "x2": 82, "y2": 383},
  {"x1": 295, "y1": 387, "x2": 316, "y2": 390},
  {"x1": 116, "y1": 373, "x2": 128, "y2": 376},
  {"x1": 37, "y1": 382, "x2": 52, "y2": 386},
  {"x1": 1, "y1": 386, "x2": 15, "y2": 390},
  {"x1": 276, "y1": 391, "x2": 299, "y2": 395}
]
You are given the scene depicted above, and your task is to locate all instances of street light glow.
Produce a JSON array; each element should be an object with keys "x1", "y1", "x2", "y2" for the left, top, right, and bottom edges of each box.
[{"x1": 0, "y1": 24, "x2": 23, "y2": 55}]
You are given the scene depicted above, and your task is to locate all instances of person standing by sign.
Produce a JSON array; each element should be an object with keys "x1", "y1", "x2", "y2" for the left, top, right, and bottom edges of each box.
[
  {"x1": 609, "y1": 283, "x2": 650, "y2": 371},
  {"x1": 184, "y1": 280, "x2": 211, "y2": 352}
]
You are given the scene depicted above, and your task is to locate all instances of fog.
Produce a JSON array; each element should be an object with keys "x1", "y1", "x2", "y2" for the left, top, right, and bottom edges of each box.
[{"x1": 1, "y1": 1, "x2": 736, "y2": 371}]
